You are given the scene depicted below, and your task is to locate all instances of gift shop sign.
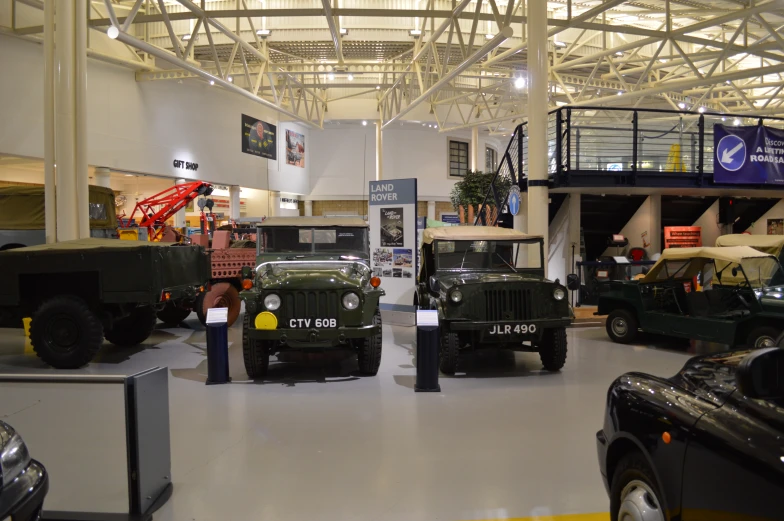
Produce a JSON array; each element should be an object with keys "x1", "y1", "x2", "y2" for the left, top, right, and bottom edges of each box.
[{"x1": 173, "y1": 159, "x2": 198, "y2": 171}]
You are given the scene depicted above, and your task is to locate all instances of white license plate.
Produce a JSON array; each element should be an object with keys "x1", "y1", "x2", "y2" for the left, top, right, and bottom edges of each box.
[
  {"x1": 286, "y1": 318, "x2": 337, "y2": 328},
  {"x1": 487, "y1": 323, "x2": 537, "y2": 335}
]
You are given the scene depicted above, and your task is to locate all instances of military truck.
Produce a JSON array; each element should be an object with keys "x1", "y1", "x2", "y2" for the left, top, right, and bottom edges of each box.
[
  {"x1": 598, "y1": 246, "x2": 784, "y2": 348},
  {"x1": 416, "y1": 226, "x2": 571, "y2": 374},
  {"x1": 0, "y1": 184, "x2": 117, "y2": 250},
  {"x1": 239, "y1": 217, "x2": 384, "y2": 378},
  {"x1": 0, "y1": 239, "x2": 210, "y2": 368}
]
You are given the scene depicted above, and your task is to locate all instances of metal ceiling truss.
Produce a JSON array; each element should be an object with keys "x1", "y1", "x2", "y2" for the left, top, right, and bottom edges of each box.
[{"x1": 5, "y1": 0, "x2": 784, "y2": 131}]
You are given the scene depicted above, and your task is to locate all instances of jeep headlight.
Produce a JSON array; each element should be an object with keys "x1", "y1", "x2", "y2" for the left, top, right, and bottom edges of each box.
[
  {"x1": 264, "y1": 293, "x2": 281, "y2": 311},
  {"x1": 450, "y1": 289, "x2": 463, "y2": 303},
  {"x1": 342, "y1": 292, "x2": 360, "y2": 310},
  {"x1": 0, "y1": 421, "x2": 31, "y2": 487},
  {"x1": 553, "y1": 287, "x2": 566, "y2": 301}
]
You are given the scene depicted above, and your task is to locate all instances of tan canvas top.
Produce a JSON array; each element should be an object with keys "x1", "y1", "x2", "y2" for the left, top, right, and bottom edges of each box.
[
  {"x1": 3, "y1": 238, "x2": 169, "y2": 253},
  {"x1": 716, "y1": 234, "x2": 784, "y2": 255},
  {"x1": 0, "y1": 184, "x2": 116, "y2": 230},
  {"x1": 423, "y1": 226, "x2": 541, "y2": 244},
  {"x1": 260, "y1": 216, "x2": 368, "y2": 227},
  {"x1": 641, "y1": 246, "x2": 774, "y2": 282}
]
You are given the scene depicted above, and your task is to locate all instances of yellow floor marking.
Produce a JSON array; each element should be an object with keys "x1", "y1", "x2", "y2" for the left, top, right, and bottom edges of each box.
[
  {"x1": 464, "y1": 514, "x2": 609, "y2": 521},
  {"x1": 22, "y1": 317, "x2": 33, "y2": 355}
]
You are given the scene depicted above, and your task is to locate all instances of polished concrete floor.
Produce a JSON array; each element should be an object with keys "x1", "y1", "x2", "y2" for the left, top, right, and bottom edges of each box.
[{"x1": 0, "y1": 317, "x2": 724, "y2": 521}]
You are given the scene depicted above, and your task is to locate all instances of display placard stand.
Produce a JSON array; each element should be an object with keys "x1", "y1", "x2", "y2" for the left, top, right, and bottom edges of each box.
[
  {"x1": 415, "y1": 310, "x2": 441, "y2": 393},
  {"x1": 205, "y1": 307, "x2": 231, "y2": 385}
]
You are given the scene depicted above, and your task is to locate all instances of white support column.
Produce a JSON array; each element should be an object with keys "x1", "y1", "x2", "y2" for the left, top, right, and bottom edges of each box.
[
  {"x1": 471, "y1": 126, "x2": 479, "y2": 171},
  {"x1": 427, "y1": 201, "x2": 436, "y2": 221},
  {"x1": 93, "y1": 167, "x2": 112, "y2": 188},
  {"x1": 649, "y1": 194, "x2": 662, "y2": 254},
  {"x1": 75, "y1": 0, "x2": 88, "y2": 238},
  {"x1": 375, "y1": 120, "x2": 383, "y2": 181},
  {"x1": 173, "y1": 179, "x2": 187, "y2": 228},
  {"x1": 514, "y1": 194, "x2": 528, "y2": 267},
  {"x1": 527, "y1": 0, "x2": 549, "y2": 273},
  {"x1": 43, "y1": 0, "x2": 56, "y2": 243},
  {"x1": 55, "y1": 0, "x2": 78, "y2": 241},
  {"x1": 229, "y1": 185, "x2": 241, "y2": 220},
  {"x1": 304, "y1": 200, "x2": 313, "y2": 216}
]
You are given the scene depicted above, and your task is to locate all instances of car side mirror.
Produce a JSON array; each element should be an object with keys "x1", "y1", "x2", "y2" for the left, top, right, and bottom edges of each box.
[
  {"x1": 566, "y1": 274, "x2": 580, "y2": 291},
  {"x1": 732, "y1": 266, "x2": 739, "y2": 277},
  {"x1": 736, "y1": 347, "x2": 784, "y2": 399},
  {"x1": 429, "y1": 276, "x2": 439, "y2": 293},
  {"x1": 241, "y1": 266, "x2": 253, "y2": 279}
]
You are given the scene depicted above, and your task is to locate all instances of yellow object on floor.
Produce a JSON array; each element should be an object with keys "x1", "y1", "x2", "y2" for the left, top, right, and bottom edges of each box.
[
  {"x1": 22, "y1": 317, "x2": 33, "y2": 354},
  {"x1": 465, "y1": 514, "x2": 609, "y2": 521}
]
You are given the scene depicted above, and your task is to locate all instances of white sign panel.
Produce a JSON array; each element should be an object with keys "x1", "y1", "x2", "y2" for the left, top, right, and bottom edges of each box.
[{"x1": 368, "y1": 179, "x2": 418, "y2": 306}]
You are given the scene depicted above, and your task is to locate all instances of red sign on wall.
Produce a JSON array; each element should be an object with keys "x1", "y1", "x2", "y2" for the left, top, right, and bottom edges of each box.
[{"x1": 664, "y1": 226, "x2": 702, "y2": 249}]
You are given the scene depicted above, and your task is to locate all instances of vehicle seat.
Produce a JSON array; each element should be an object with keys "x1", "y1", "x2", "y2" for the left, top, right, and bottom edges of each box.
[{"x1": 685, "y1": 291, "x2": 710, "y2": 317}]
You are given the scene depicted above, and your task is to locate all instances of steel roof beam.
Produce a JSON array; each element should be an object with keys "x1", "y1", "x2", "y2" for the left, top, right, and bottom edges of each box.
[{"x1": 321, "y1": 0, "x2": 344, "y2": 65}]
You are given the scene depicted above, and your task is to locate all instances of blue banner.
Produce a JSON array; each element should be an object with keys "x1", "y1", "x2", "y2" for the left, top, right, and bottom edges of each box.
[{"x1": 714, "y1": 124, "x2": 784, "y2": 184}]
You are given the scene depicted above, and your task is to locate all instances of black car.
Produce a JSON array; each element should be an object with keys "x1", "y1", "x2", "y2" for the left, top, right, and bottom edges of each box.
[
  {"x1": 597, "y1": 347, "x2": 784, "y2": 521},
  {"x1": 0, "y1": 420, "x2": 48, "y2": 521}
]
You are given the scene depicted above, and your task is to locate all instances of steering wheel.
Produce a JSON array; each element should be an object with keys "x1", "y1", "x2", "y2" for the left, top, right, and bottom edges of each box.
[{"x1": 731, "y1": 284, "x2": 752, "y2": 309}]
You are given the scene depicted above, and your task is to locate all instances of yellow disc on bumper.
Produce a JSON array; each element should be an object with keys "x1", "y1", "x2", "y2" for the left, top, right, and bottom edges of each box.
[{"x1": 254, "y1": 311, "x2": 278, "y2": 330}]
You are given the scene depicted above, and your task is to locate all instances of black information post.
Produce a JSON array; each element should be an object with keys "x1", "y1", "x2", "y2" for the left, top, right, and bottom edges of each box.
[
  {"x1": 205, "y1": 308, "x2": 231, "y2": 385},
  {"x1": 415, "y1": 310, "x2": 441, "y2": 392}
]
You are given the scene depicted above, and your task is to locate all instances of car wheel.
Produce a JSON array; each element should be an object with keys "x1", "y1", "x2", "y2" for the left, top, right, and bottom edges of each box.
[
  {"x1": 357, "y1": 307, "x2": 383, "y2": 376},
  {"x1": 242, "y1": 312, "x2": 269, "y2": 379},
  {"x1": 776, "y1": 331, "x2": 784, "y2": 348},
  {"x1": 610, "y1": 452, "x2": 665, "y2": 521},
  {"x1": 156, "y1": 302, "x2": 191, "y2": 325},
  {"x1": 538, "y1": 327, "x2": 567, "y2": 371},
  {"x1": 30, "y1": 296, "x2": 104, "y2": 369},
  {"x1": 606, "y1": 309, "x2": 639, "y2": 344},
  {"x1": 747, "y1": 326, "x2": 781, "y2": 348},
  {"x1": 105, "y1": 306, "x2": 157, "y2": 347},
  {"x1": 439, "y1": 329, "x2": 460, "y2": 375}
]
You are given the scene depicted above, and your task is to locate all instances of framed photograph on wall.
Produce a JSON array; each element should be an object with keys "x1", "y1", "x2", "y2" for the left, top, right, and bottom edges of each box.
[{"x1": 285, "y1": 130, "x2": 305, "y2": 168}]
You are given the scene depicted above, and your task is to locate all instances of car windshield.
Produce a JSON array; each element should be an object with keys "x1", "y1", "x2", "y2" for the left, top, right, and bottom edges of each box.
[
  {"x1": 733, "y1": 257, "x2": 784, "y2": 288},
  {"x1": 261, "y1": 226, "x2": 369, "y2": 257},
  {"x1": 434, "y1": 239, "x2": 542, "y2": 270}
]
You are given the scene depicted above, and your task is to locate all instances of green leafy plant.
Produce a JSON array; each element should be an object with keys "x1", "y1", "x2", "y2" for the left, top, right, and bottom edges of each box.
[{"x1": 450, "y1": 170, "x2": 513, "y2": 220}]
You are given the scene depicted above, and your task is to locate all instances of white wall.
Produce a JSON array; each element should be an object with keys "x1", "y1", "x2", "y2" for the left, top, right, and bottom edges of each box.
[
  {"x1": 602, "y1": 197, "x2": 653, "y2": 257},
  {"x1": 693, "y1": 200, "x2": 723, "y2": 246},
  {"x1": 309, "y1": 126, "x2": 375, "y2": 197},
  {"x1": 548, "y1": 196, "x2": 571, "y2": 283},
  {"x1": 746, "y1": 199, "x2": 784, "y2": 235}
]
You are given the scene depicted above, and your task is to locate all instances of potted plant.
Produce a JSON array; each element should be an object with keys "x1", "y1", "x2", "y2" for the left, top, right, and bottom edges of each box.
[{"x1": 450, "y1": 170, "x2": 512, "y2": 224}]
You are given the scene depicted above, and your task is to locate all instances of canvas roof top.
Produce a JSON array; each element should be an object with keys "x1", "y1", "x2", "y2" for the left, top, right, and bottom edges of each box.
[
  {"x1": 641, "y1": 246, "x2": 775, "y2": 283},
  {"x1": 1, "y1": 238, "x2": 172, "y2": 253},
  {"x1": 259, "y1": 217, "x2": 367, "y2": 227},
  {"x1": 422, "y1": 226, "x2": 541, "y2": 244},
  {"x1": 715, "y1": 234, "x2": 784, "y2": 255}
]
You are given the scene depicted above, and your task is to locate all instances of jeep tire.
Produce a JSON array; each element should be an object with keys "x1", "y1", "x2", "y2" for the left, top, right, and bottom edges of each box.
[
  {"x1": 243, "y1": 312, "x2": 270, "y2": 379},
  {"x1": 156, "y1": 302, "x2": 191, "y2": 325},
  {"x1": 105, "y1": 306, "x2": 157, "y2": 347},
  {"x1": 747, "y1": 325, "x2": 781, "y2": 348},
  {"x1": 30, "y1": 295, "x2": 104, "y2": 369},
  {"x1": 357, "y1": 307, "x2": 383, "y2": 376},
  {"x1": 606, "y1": 309, "x2": 639, "y2": 344},
  {"x1": 439, "y1": 328, "x2": 460, "y2": 375},
  {"x1": 538, "y1": 327, "x2": 567, "y2": 371}
]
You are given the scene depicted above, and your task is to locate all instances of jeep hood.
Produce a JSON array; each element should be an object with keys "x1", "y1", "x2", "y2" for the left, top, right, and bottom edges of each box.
[
  {"x1": 436, "y1": 271, "x2": 548, "y2": 288},
  {"x1": 258, "y1": 261, "x2": 369, "y2": 290}
]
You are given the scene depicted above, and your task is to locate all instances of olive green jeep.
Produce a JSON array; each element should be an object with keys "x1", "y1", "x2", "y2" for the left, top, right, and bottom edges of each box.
[
  {"x1": 416, "y1": 226, "x2": 571, "y2": 374},
  {"x1": 240, "y1": 217, "x2": 384, "y2": 378}
]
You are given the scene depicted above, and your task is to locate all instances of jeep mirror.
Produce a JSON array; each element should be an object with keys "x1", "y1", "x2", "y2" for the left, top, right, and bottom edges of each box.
[
  {"x1": 732, "y1": 266, "x2": 739, "y2": 277},
  {"x1": 429, "y1": 276, "x2": 439, "y2": 293},
  {"x1": 736, "y1": 347, "x2": 784, "y2": 400},
  {"x1": 241, "y1": 266, "x2": 253, "y2": 280},
  {"x1": 566, "y1": 274, "x2": 580, "y2": 291}
]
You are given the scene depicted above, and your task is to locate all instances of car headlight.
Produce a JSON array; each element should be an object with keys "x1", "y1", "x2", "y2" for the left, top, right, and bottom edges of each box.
[
  {"x1": 553, "y1": 287, "x2": 566, "y2": 301},
  {"x1": 264, "y1": 293, "x2": 281, "y2": 311},
  {"x1": 342, "y1": 292, "x2": 360, "y2": 310},
  {"x1": 450, "y1": 289, "x2": 463, "y2": 303},
  {"x1": 0, "y1": 421, "x2": 31, "y2": 487}
]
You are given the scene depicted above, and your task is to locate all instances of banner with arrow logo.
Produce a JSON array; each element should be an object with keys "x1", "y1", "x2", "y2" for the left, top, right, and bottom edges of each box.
[{"x1": 714, "y1": 124, "x2": 784, "y2": 185}]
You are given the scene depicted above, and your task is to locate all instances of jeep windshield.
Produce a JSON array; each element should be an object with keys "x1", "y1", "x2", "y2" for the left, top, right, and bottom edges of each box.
[
  {"x1": 435, "y1": 239, "x2": 542, "y2": 271},
  {"x1": 260, "y1": 226, "x2": 369, "y2": 258}
]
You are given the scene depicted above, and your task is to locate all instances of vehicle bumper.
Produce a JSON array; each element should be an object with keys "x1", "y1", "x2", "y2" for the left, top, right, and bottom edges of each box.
[
  {"x1": 247, "y1": 324, "x2": 379, "y2": 348},
  {"x1": 0, "y1": 459, "x2": 48, "y2": 521},
  {"x1": 448, "y1": 318, "x2": 571, "y2": 341},
  {"x1": 596, "y1": 429, "x2": 610, "y2": 495}
]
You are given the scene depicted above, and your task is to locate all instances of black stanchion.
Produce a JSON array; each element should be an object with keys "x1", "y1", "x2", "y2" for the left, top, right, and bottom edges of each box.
[
  {"x1": 205, "y1": 308, "x2": 231, "y2": 385},
  {"x1": 415, "y1": 310, "x2": 441, "y2": 393}
]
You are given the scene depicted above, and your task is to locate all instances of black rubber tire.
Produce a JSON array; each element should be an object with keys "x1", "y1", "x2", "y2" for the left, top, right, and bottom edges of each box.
[
  {"x1": 242, "y1": 312, "x2": 270, "y2": 379},
  {"x1": 776, "y1": 331, "x2": 784, "y2": 348},
  {"x1": 195, "y1": 292, "x2": 207, "y2": 326},
  {"x1": 30, "y1": 296, "x2": 104, "y2": 369},
  {"x1": 538, "y1": 327, "x2": 567, "y2": 371},
  {"x1": 746, "y1": 325, "x2": 781, "y2": 348},
  {"x1": 357, "y1": 307, "x2": 383, "y2": 376},
  {"x1": 105, "y1": 306, "x2": 157, "y2": 347},
  {"x1": 606, "y1": 309, "x2": 639, "y2": 344},
  {"x1": 439, "y1": 328, "x2": 460, "y2": 375},
  {"x1": 609, "y1": 451, "x2": 665, "y2": 521},
  {"x1": 156, "y1": 302, "x2": 191, "y2": 325}
]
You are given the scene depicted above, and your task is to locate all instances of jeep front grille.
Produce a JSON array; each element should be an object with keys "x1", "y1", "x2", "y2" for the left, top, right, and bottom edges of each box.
[
  {"x1": 483, "y1": 288, "x2": 535, "y2": 321},
  {"x1": 280, "y1": 291, "x2": 340, "y2": 323}
]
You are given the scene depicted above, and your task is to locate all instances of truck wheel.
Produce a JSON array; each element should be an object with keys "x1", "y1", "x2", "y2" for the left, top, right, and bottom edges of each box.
[
  {"x1": 439, "y1": 329, "x2": 460, "y2": 375},
  {"x1": 195, "y1": 292, "x2": 207, "y2": 326},
  {"x1": 201, "y1": 282, "x2": 241, "y2": 327},
  {"x1": 242, "y1": 312, "x2": 269, "y2": 379},
  {"x1": 156, "y1": 303, "x2": 191, "y2": 325},
  {"x1": 747, "y1": 326, "x2": 781, "y2": 348},
  {"x1": 105, "y1": 306, "x2": 157, "y2": 347},
  {"x1": 606, "y1": 309, "x2": 639, "y2": 344},
  {"x1": 30, "y1": 296, "x2": 104, "y2": 369},
  {"x1": 357, "y1": 307, "x2": 382, "y2": 376},
  {"x1": 538, "y1": 327, "x2": 567, "y2": 371}
]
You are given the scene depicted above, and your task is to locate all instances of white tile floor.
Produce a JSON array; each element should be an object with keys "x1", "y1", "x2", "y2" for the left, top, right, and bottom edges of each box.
[{"x1": 0, "y1": 317, "x2": 720, "y2": 521}]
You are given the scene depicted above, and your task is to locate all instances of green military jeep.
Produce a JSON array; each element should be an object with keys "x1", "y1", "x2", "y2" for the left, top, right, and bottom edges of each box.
[
  {"x1": 598, "y1": 246, "x2": 784, "y2": 347},
  {"x1": 416, "y1": 226, "x2": 571, "y2": 374},
  {"x1": 240, "y1": 217, "x2": 385, "y2": 378}
]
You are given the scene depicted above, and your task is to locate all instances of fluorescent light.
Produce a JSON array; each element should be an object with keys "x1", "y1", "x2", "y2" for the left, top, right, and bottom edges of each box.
[
  {"x1": 362, "y1": 121, "x2": 367, "y2": 126},
  {"x1": 228, "y1": 76, "x2": 233, "y2": 82},
  {"x1": 107, "y1": 25, "x2": 120, "y2": 39},
  {"x1": 339, "y1": 28, "x2": 348, "y2": 35},
  {"x1": 615, "y1": 51, "x2": 623, "y2": 56},
  {"x1": 678, "y1": 102, "x2": 686, "y2": 109},
  {"x1": 182, "y1": 34, "x2": 191, "y2": 41},
  {"x1": 554, "y1": 40, "x2": 567, "y2": 48},
  {"x1": 376, "y1": 85, "x2": 380, "y2": 89},
  {"x1": 617, "y1": 91, "x2": 623, "y2": 96},
  {"x1": 256, "y1": 29, "x2": 271, "y2": 36},
  {"x1": 209, "y1": 80, "x2": 214, "y2": 85},
  {"x1": 514, "y1": 77, "x2": 525, "y2": 89},
  {"x1": 485, "y1": 33, "x2": 494, "y2": 40},
  {"x1": 409, "y1": 29, "x2": 422, "y2": 37},
  {"x1": 328, "y1": 72, "x2": 335, "y2": 80},
  {"x1": 659, "y1": 58, "x2": 668, "y2": 63},
  {"x1": 734, "y1": 118, "x2": 741, "y2": 126},
  {"x1": 698, "y1": 107, "x2": 705, "y2": 113},
  {"x1": 348, "y1": 74, "x2": 354, "y2": 81}
]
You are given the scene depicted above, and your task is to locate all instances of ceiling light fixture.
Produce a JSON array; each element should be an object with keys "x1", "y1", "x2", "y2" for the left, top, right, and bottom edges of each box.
[
  {"x1": 698, "y1": 106, "x2": 705, "y2": 113},
  {"x1": 348, "y1": 74, "x2": 354, "y2": 81},
  {"x1": 678, "y1": 102, "x2": 686, "y2": 109},
  {"x1": 107, "y1": 25, "x2": 120, "y2": 39},
  {"x1": 339, "y1": 28, "x2": 348, "y2": 35},
  {"x1": 485, "y1": 33, "x2": 494, "y2": 40},
  {"x1": 256, "y1": 29, "x2": 271, "y2": 37},
  {"x1": 554, "y1": 40, "x2": 567, "y2": 48},
  {"x1": 409, "y1": 29, "x2": 422, "y2": 37},
  {"x1": 734, "y1": 118, "x2": 741, "y2": 126},
  {"x1": 376, "y1": 85, "x2": 380, "y2": 89},
  {"x1": 228, "y1": 76, "x2": 233, "y2": 82},
  {"x1": 328, "y1": 72, "x2": 335, "y2": 80},
  {"x1": 617, "y1": 90, "x2": 623, "y2": 96},
  {"x1": 362, "y1": 121, "x2": 367, "y2": 126},
  {"x1": 514, "y1": 77, "x2": 525, "y2": 89},
  {"x1": 182, "y1": 33, "x2": 192, "y2": 41},
  {"x1": 209, "y1": 80, "x2": 214, "y2": 85},
  {"x1": 615, "y1": 51, "x2": 624, "y2": 57}
]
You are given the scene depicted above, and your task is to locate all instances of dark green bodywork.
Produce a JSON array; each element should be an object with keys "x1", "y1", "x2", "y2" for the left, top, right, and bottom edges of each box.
[
  {"x1": 417, "y1": 239, "x2": 571, "y2": 348},
  {"x1": 241, "y1": 228, "x2": 383, "y2": 349}
]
